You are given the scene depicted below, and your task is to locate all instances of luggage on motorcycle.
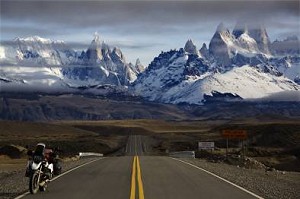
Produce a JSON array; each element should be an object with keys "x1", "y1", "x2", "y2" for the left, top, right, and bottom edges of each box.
[
  {"x1": 25, "y1": 167, "x2": 31, "y2": 177},
  {"x1": 54, "y1": 161, "x2": 62, "y2": 175}
]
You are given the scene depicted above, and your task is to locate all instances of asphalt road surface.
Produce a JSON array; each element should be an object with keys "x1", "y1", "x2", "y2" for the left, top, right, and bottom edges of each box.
[
  {"x1": 21, "y1": 135, "x2": 261, "y2": 199},
  {"x1": 125, "y1": 134, "x2": 145, "y2": 156}
]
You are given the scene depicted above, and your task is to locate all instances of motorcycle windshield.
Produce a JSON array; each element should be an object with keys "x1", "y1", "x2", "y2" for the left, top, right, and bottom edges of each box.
[
  {"x1": 33, "y1": 155, "x2": 43, "y2": 164},
  {"x1": 34, "y1": 145, "x2": 45, "y2": 156}
]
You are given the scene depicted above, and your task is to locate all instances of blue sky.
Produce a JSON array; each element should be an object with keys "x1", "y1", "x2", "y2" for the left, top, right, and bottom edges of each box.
[{"x1": 1, "y1": 0, "x2": 299, "y2": 65}]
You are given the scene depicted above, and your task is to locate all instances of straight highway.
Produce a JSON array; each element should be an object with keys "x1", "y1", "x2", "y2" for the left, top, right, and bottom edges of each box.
[{"x1": 20, "y1": 135, "x2": 262, "y2": 199}]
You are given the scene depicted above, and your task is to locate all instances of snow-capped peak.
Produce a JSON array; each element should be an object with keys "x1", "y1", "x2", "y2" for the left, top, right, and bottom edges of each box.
[
  {"x1": 89, "y1": 33, "x2": 102, "y2": 50},
  {"x1": 94, "y1": 32, "x2": 100, "y2": 43},
  {"x1": 112, "y1": 47, "x2": 123, "y2": 57},
  {"x1": 209, "y1": 22, "x2": 235, "y2": 65},
  {"x1": 200, "y1": 43, "x2": 209, "y2": 59},
  {"x1": 237, "y1": 32, "x2": 259, "y2": 53},
  {"x1": 216, "y1": 22, "x2": 227, "y2": 33},
  {"x1": 248, "y1": 24, "x2": 271, "y2": 55},
  {"x1": 232, "y1": 22, "x2": 248, "y2": 38},
  {"x1": 0, "y1": 35, "x2": 75, "y2": 66},
  {"x1": 184, "y1": 39, "x2": 199, "y2": 56},
  {"x1": 15, "y1": 36, "x2": 64, "y2": 44},
  {"x1": 88, "y1": 33, "x2": 111, "y2": 54},
  {"x1": 135, "y1": 58, "x2": 145, "y2": 73}
]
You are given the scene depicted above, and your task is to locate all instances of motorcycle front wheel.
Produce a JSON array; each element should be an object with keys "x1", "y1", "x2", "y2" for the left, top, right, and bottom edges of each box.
[{"x1": 29, "y1": 172, "x2": 39, "y2": 194}]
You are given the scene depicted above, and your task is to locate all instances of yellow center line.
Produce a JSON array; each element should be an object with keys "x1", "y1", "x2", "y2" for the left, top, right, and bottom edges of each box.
[
  {"x1": 130, "y1": 156, "x2": 145, "y2": 199},
  {"x1": 130, "y1": 156, "x2": 137, "y2": 199},
  {"x1": 136, "y1": 156, "x2": 145, "y2": 199}
]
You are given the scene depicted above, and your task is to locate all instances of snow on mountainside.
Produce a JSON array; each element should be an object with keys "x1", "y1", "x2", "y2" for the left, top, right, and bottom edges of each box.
[
  {"x1": 173, "y1": 65, "x2": 297, "y2": 104},
  {"x1": 133, "y1": 22, "x2": 300, "y2": 105},
  {"x1": 271, "y1": 36, "x2": 300, "y2": 56},
  {"x1": 0, "y1": 66, "x2": 68, "y2": 92},
  {"x1": 1, "y1": 23, "x2": 299, "y2": 105},
  {"x1": 133, "y1": 46, "x2": 299, "y2": 104},
  {"x1": 0, "y1": 34, "x2": 143, "y2": 91},
  {"x1": 62, "y1": 33, "x2": 140, "y2": 86},
  {"x1": 270, "y1": 56, "x2": 300, "y2": 83},
  {"x1": 248, "y1": 25, "x2": 272, "y2": 55},
  {"x1": 0, "y1": 36, "x2": 76, "y2": 66},
  {"x1": 209, "y1": 23, "x2": 272, "y2": 68}
]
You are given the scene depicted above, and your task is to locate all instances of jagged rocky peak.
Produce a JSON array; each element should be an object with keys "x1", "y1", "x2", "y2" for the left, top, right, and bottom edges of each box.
[
  {"x1": 211, "y1": 22, "x2": 235, "y2": 41},
  {"x1": 112, "y1": 47, "x2": 125, "y2": 61},
  {"x1": 216, "y1": 22, "x2": 231, "y2": 36},
  {"x1": 209, "y1": 22, "x2": 234, "y2": 66},
  {"x1": 89, "y1": 32, "x2": 102, "y2": 49},
  {"x1": 86, "y1": 32, "x2": 105, "y2": 63},
  {"x1": 247, "y1": 24, "x2": 271, "y2": 54},
  {"x1": 200, "y1": 43, "x2": 207, "y2": 50},
  {"x1": 232, "y1": 22, "x2": 248, "y2": 38},
  {"x1": 237, "y1": 33, "x2": 260, "y2": 53},
  {"x1": 184, "y1": 39, "x2": 199, "y2": 55},
  {"x1": 233, "y1": 23, "x2": 259, "y2": 53},
  {"x1": 216, "y1": 22, "x2": 225, "y2": 32},
  {"x1": 135, "y1": 58, "x2": 145, "y2": 73},
  {"x1": 200, "y1": 43, "x2": 209, "y2": 58},
  {"x1": 101, "y1": 42, "x2": 111, "y2": 55}
]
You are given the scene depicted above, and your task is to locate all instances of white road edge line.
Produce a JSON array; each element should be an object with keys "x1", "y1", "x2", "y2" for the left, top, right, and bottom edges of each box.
[
  {"x1": 171, "y1": 158, "x2": 264, "y2": 199},
  {"x1": 14, "y1": 157, "x2": 104, "y2": 199}
]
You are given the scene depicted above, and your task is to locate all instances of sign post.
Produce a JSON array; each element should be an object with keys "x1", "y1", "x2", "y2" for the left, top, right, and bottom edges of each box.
[
  {"x1": 198, "y1": 141, "x2": 215, "y2": 158},
  {"x1": 198, "y1": 142, "x2": 215, "y2": 151},
  {"x1": 221, "y1": 130, "x2": 247, "y2": 158},
  {"x1": 226, "y1": 138, "x2": 228, "y2": 158}
]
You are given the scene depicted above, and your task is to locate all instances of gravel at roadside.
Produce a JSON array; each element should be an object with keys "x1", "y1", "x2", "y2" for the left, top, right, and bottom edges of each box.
[
  {"x1": 180, "y1": 158, "x2": 300, "y2": 199},
  {"x1": 0, "y1": 157, "x2": 101, "y2": 199}
]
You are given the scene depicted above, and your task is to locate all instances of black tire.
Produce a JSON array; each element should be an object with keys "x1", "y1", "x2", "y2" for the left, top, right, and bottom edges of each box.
[
  {"x1": 29, "y1": 172, "x2": 39, "y2": 194},
  {"x1": 39, "y1": 185, "x2": 46, "y2": 192}
]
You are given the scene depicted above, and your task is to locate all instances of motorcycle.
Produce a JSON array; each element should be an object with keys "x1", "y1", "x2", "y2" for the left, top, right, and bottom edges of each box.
[{"x1": 26, "y1": 143, "x2": 54, "y2": 194}]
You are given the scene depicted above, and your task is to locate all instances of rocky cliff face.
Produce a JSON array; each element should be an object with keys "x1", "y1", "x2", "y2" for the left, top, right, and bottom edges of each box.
[
  {"x1": 209, "y1": 23, "x2": 234, "y2": 66},
  {"x1": 248, "y1": 24, "x2": 271, "y2": 55},
  {"x1": 1, "y1": 23, "x2": 299, "y2": 105},
  {"x1": 0, "y1": 34, "x2": 143, "y2": 90},
  {"x1": 133, "y1": 23, "x2": 300, "y2": 105}
]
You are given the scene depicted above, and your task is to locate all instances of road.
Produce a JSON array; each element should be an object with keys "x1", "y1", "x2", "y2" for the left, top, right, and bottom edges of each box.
[
  {"x1": 21, "y1": 135, "x2": 261, "y2": 199},
  {"x1": 125, "y1": 134, "x2": 145, "y2": 156}
]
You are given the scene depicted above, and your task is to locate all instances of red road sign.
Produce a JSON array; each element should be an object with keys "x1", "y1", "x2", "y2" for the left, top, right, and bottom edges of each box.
[{"x1": 222, "y1": 130, "x2": 247, "y2": 139}]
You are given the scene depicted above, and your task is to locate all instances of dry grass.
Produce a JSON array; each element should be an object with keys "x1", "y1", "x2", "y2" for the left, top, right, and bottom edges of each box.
[
  {"x1": 0, "y1": 120, "x2": 128, "y2": 158},
  {"x1": 0, "y1": 120, "x2": 97, "y2": 141},
  {"x1": 57, "y1": 119, "x2": 218, "y2": 134},
  {"x1": 1, "y1": 119, "x2": 300, "y2": 171},
  {"x1": 0, "y1": 155, "x2": 27, "y2": 171}
]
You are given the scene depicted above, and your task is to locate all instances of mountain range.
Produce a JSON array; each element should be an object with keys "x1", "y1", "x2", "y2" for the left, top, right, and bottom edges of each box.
[
  {"x1": 133, "y1": 22, "x2": 300, "y2": 104},
  {"x1": 0, "y1": 33, "x2": 144, "y2": 92},
  {"x1": 0, "y1": 23, "x2": 299, "y2": 105}
]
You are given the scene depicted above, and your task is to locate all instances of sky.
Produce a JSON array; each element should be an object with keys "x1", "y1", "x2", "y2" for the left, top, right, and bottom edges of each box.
[{"x1": 1, "y1": 0, "x2": 299, "y2": 65}]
